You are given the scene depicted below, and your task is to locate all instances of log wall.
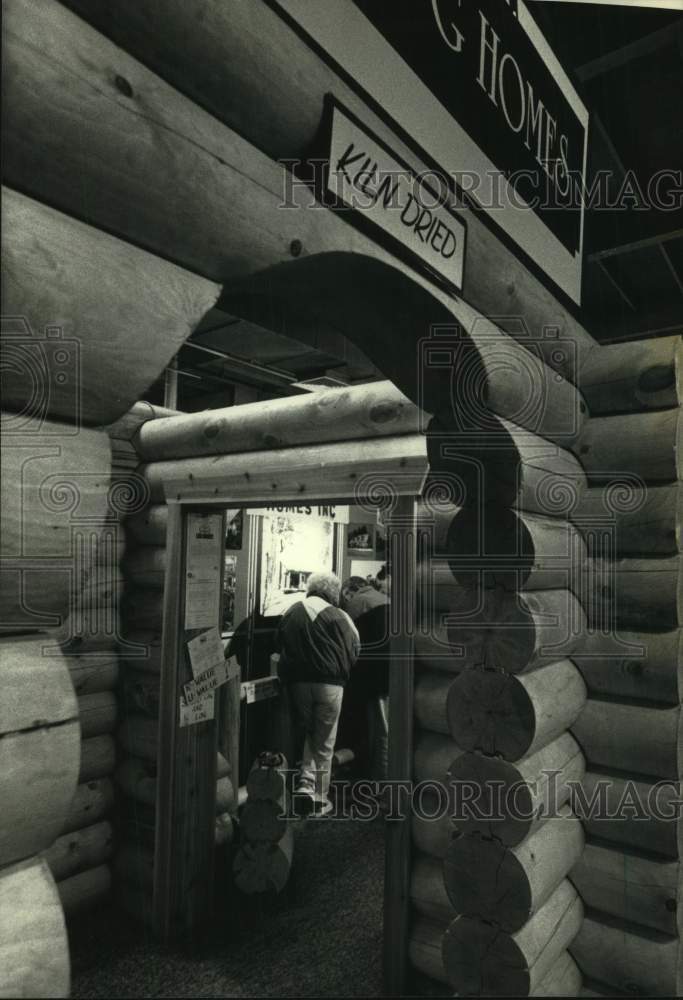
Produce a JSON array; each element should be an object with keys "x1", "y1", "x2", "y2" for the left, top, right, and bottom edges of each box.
[
  {"x1": 410, "y1": 397, "x2": 590, "y2": 994},
  {"x1": 567, "y1": 334, "x2": 683, "y2": 998}
]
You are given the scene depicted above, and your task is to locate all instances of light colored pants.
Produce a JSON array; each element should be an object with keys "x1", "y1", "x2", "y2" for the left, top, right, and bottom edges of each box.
[
  {"x1": 290, "y1": 682, "x2": 344, "y2": 801},
  {"x1": 367, "y1": 695, "x2": 389, "y2": 782}
]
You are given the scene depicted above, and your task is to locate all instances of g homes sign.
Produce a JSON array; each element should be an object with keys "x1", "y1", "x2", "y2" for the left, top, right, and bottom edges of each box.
[{"x1": 277, "y1": 0, "x2": 589, "y2": 304}]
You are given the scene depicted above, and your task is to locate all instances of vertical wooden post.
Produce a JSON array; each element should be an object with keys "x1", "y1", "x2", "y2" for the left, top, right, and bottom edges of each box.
[
  {"x1": 153, "y1": 504, "x2": 224, "y2": 942},
  {"x1": 383, "y1": 494, "x2": 418, "y2": 997}
]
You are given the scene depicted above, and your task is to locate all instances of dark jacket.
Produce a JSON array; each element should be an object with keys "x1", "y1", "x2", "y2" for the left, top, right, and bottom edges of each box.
[
  {"x1": 278, "y1": 595, "x2": 360, "y2": 687},
  {"x1": 346, "y1": 586, "x2": 391, "y2": 699}
]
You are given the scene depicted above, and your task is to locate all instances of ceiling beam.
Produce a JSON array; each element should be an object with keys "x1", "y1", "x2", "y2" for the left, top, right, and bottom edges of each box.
[
  {"x1": 576, "y1": 18, "x2": 683, "y2": 82},
  {"x1": 588, "y1": 227, "x2": 683, "y2": 261}
]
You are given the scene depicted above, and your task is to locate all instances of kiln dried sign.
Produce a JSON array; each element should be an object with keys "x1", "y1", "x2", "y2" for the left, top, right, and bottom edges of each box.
[
  {"x1": 276, "y1": 0, "x2": 588, "y2": 304},
  {"x1": 326, "y1": 104, "x2": 466, "y2": 291}
]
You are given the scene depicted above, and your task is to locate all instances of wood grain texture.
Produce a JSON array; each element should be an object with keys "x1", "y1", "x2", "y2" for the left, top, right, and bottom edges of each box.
[
  {"x1": 448, "y1": 659, "x2": 587, "y2": 761},
  {"x1": 571, "y1": 700, "x2": 681, "y2": 780},
  {"x1": 1, "y1": 188, "x2": 219, "y2": 426},
  {"x1": 410, "y1": 854, "x2": 455, "y2": 924},
  {"x1": 77, "y1": 692, "x2": 117, "y2": 739},
  {"x1": 79, "y1": 735, "x2": 116, "y2": 782},
  {"x1": 570, "y1": 913, "x2": 679, "y2": 998},
  {"x1": 0, "y1": 856, "x2": 70, "y2": 998},
  {"x1": 61, "y1": 779, "x2": 114, "y2": 835},
  {"x1": 57, "y1": 864, "x2": 111, "y2": 916},
  {"x1": 444, "y1": 807, "x2": 584, "y2": 932},
  {"x1": 573, "y1": 407, "x2": 682, "y2": 483},
  {"x1": 58, "y1": 0, "x2": 595, "y2": 383},
  {"x1": 578, "y1": 334, "x2": 682, "y2": 414},
  {"x1": 442, "y1": 878, "x2": 583, "y2": 996},
  {"x1": 141, "y1": 435, "x2": 429, "y2": 506},
  {"x1": 572, "y1": 482, "x2": 682, "y2": 556},
  {"x1": 573, "y1": 628, "x2": 682, "y2": 705},
  {"x1": 44, "y1": 820, "x2": 114, "y2": 883},
  {"x1": 448, "y1": 732, "x2": 585, "y2": 846},
  {"x1": 1, "y1": 415, "x2": 111, "y2": 631},
  {"x1": 571, "y1": 841, "x2": 680, "y2": 936},
  {"x1": 581, "y1": 555, "x2": 683, "y2": 630},
  {"x1": 138, "y1": 382, "x2": 422, "y2": 460}
]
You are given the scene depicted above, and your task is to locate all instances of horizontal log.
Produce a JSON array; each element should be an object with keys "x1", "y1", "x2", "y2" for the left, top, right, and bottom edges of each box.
[
  {"x1": 122, "y1": 546, "x2": 166, "y2": 591},
  {"x1": 408, "y1": 914, "x2": 450, "y2": 987},
  {"x1": 57, "y1": 609, "x2": 124, "y2": 656},
  {"x1": 0, "y1": 635, "x2": 78, "y2": 733},
  {"x1": 572, "y1": 483, "x2": 682, "y2": 556},
  {"x1": 126, "y1": 506, "x2": 168, "y2": 547},
  {"x1": 66, "y1": 651, "x2": 119, "y2": 696},
  {"x1": 62, "y1": 779, "x2": 114, "y2": 835},
  {"x1": 138, "y1": 382, "x2": 422, "y2": 460},
  {"x1": 105, "y1": 402, "x2": 179, "y2": 443},
  {"x1": 141, "y1": 434, "x2": 428, "y2": 505},
  {"x1": 1, "y1": 721, "x2": 80, "y2": 868},
  {"x1": 117, "y1": 716, "x2": 157, "y2": 763},
  {"x1": 579, "y1": 770, "x2": 681, "y2": 859},
  {"x1": 447, "y1": 659, "x2": 587, "y2": 760},
  {"x1": 444, "y1": 806, "x2": 584, "y2": 932},
  {"x1": 573, "y1": 628, "x2": 682, "y2": 705},
  {"x1": 78, "y1": 692, "x2": 117, "y2": 739},
  {"x1": 410, "y1": 854, "x2": 455, "y2": 924},
  {"x1": 449, "y1": 732, "x2": 585, "y2": 846},
  {"x1": 571, "y1": 700, "x2": 681, "y2": 780},
  {"x1": 570, "y1": 913, "x2": 679, "y2": 998},
  {"x1": 115, "y1": 756, "x2": 234, "y2": 815},
  {"x1": 581, "y1": 555, "x2": 683, "y2": 630},
  {"x1": 414, "y1": 732, "x2": 463, "y2": 785},
  {"x1": 239, "y1": 800, "x2": 288, "y2": 845},
  {"x1": 60, "y1": 0, "x2": 595, "y2": 384},
  {"x1": 1, "y1": 416, "x2": 111, "y2": 631},
  {"x1": 411, "y1": 801, "x2": 454, "y2": 861},
  {"x1": 442, "y1": 878, "x2": 583, "y2": 996},
  {"x1": 79, "y1": 735, "x2": 116, "y2": 782},
  {"x1": 571, "y1": 841, "x2": 680, "y2": 936},
  {"x1": 233, "y1": 825, "x2": 293, "y2": 894},
  {"x1": 573, "y1": 407, "x2": 682, "y2": 483},
  {"x1": 426, "y1": 415, "x2": 587, "y2": 512},
  {"x1": 578, "y1": 335, "x2": 682, "y2": 414},
  {"x1": 413, "y1": 671, "x2": 455, "y2": 736},
  {"x1": 0, "y1": 856, "x2": 69, "y2": 999},
  {"x1": 417, "y1": 588, "x2": 586, "y2": 674},
  {"x1": 57, "y1": 864, "x2": 111, "y2": 916},
  {"x1": 44, "y1": 820, "x2": 113, "y2": 882},
  {"x1": 1, "y1": 186, "x2": 219, "y2": 425},
  {"x1": 246, "y1": 752, "x2": 289, "y2": 808},
  {"x1": 0, "y1": 0, "x2": 467, "y2": 418},
  {"x1": 119, "y1": 630, "x2": 164, "y2": 673},
  {"x1": 120, "y1": 669, "x2": 160, "y2": 718},
  {"x1": 532, "y1": 950, "x2": 582, "y2": 996},
  {"x1": 444, "y1": 507, "x2": 586, "y2": 592},
  {"x1": 122, "y1": 590, "x2": 163, "y2": 631}
]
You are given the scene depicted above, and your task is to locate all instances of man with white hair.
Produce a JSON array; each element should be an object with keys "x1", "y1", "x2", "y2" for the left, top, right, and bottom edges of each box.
[{"x1": 278, "y1": 571, "x2": 360, "y2": 815}]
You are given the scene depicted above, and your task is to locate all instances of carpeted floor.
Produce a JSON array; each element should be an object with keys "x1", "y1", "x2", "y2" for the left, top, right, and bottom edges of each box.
[{"x1": 70, "y1": 816, "x2": 386, "y2": 998}]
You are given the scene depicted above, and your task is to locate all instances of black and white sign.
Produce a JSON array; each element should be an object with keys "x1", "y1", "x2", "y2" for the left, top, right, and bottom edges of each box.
[
  {"x1": 276, "y1": 0, "x2": 589, "y2": 304},
  {"x1": 326, "y1": 104, "x2": 466, "y2": 291}
]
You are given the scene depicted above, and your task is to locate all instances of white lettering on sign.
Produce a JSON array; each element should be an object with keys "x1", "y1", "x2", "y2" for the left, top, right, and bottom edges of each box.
[
  {"x1": 326, "y1": 105, "x2": 466, "y2": 291},
  {"x1": 248, "y1": 504, "x2": 350, "y2": 524}
]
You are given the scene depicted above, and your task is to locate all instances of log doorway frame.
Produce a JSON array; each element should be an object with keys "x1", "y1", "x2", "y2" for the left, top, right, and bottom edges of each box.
[{"x1": 154, "y1": 484, "x2": 419, "y2": 996}]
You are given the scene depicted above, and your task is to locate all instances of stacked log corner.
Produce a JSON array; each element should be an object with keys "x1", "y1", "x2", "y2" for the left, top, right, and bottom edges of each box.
[
  {"x1": 568, "y1": 334, "x2": 683, "y2": 999},
  {"x1": 409, "y1": 354, "x2": 591, "y2": 996},
  {"x1": 233, "y1": 754, "x2": 293, "y2": 895}
]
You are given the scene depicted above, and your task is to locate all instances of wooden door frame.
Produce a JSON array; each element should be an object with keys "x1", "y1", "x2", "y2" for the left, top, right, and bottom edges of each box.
[{"x1": 154, "y1": 484, "x2": 418, "y2": 995}]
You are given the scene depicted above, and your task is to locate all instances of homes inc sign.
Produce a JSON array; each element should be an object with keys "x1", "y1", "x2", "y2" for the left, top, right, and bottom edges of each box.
[{"x1": 277, "y1": 0, "x2": 589, "y2": 305}]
